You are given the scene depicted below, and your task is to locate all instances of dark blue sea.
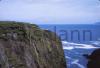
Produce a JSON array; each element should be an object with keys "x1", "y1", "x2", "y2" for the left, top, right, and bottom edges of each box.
[{"x1": 39, "y1": 24, "x2": 100, "y2": 68}]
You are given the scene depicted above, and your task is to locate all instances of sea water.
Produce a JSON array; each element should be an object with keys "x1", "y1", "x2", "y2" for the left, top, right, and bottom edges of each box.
[{"x1": 39, "y1": 24, "x2": 100, "y2": 68}]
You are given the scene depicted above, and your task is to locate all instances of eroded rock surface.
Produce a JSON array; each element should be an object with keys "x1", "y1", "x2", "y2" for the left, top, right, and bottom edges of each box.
[{"x1": 0, "y1": 21, "x2": 66, "y2": 68}]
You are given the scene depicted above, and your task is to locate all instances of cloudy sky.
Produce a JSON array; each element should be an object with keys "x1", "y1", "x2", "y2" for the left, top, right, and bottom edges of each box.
[{"x1": 0, "y1": 0, "x2": 100, "y2": 24}]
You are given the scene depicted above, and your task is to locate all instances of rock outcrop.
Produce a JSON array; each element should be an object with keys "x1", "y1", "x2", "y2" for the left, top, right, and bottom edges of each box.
[
  {"x1": 0, "y1": 21, "x2": 66, "y2": 68},
  {"x1": 85, "y1": 48, "x2": 100, "y2": 68}
]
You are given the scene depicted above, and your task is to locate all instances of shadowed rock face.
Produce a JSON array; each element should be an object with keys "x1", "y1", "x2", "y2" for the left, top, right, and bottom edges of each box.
[
  {"x1": 0, "y1": 21, "x2": 66, "y2": 68},
  {"x1": 85, "y1": 48, "x2": 100, "y2": 68}
]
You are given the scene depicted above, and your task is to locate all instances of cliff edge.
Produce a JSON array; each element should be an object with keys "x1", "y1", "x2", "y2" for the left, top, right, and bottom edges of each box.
[{"x1": 0, "y1": 21, "x2": 66, "y2": 68}]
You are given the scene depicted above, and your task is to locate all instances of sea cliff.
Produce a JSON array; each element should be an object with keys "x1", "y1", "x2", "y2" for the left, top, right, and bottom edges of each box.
[{"x1": 0, "y1": 21, "x2": 66, "y2": 68}]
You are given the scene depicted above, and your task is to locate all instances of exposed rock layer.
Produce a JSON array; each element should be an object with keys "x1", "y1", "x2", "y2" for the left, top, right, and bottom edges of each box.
[{"x1": 0, "y1": 21, "x2": 66, "y2": 68}]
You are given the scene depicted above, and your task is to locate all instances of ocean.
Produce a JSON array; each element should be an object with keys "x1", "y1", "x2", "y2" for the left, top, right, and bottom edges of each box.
[{"x1": 39, "y1": 24, "x2": 100, "y2": 68}]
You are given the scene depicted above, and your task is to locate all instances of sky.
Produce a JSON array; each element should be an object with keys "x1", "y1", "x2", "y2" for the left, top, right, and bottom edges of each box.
[{"x1": 0, "y1": 0, "x2": 100, "y2": 24}]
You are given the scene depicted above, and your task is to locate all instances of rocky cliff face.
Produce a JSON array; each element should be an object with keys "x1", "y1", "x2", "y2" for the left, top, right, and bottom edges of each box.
[{"x1": 0, "y1": 21, "x2": 66, "y2": 68}]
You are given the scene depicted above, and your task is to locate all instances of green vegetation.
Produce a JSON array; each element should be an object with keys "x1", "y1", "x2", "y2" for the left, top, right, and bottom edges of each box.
[
  {"x1": 0, "y1": 21, "x2": 38, "y2": 27},
  {"x1": 0, "y1": 21, "x2": 66, "y2": 68},
  {"x1": 0, "y1": 21, "x2": 39, "y2": 40}
]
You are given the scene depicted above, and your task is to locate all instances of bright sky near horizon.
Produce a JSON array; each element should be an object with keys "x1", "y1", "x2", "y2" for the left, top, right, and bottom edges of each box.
[{"x1": 0, "y1": 0, "x2": 100, "y2": 24}]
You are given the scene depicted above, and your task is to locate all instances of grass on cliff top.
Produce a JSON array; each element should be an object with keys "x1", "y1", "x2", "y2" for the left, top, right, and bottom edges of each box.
[
  {"x1": 0, "y1": 21, "x2": 40, "y2": 36},
  {"x1": 0, "y1": 21, "x2": 39, "y2": 28},
  {"x1": 0, "y1": 21, "x2": 60, "y2": 41}
]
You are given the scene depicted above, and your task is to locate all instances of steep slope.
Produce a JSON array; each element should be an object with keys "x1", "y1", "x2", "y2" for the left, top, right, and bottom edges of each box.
[{"x1": 0, "y1": 21, "x2": 66, "y2": 68}]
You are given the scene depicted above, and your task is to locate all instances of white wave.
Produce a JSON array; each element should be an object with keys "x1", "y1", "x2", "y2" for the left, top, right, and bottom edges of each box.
[
  {"x1": 65, "y1": 56, "x2": 72, "y2": 59},
  {"x1": 62, "y1": 41, "x2": 100, "y2": 50},
  {"x1": 71, "y1": 60, "x2": 85, "y2": 68},
  {"x1": 63, "y1": 46, "x2": 74, "y2": 50},
  {"x1": 90, "y1": 41, "x2": 100, "y2": 45}
]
